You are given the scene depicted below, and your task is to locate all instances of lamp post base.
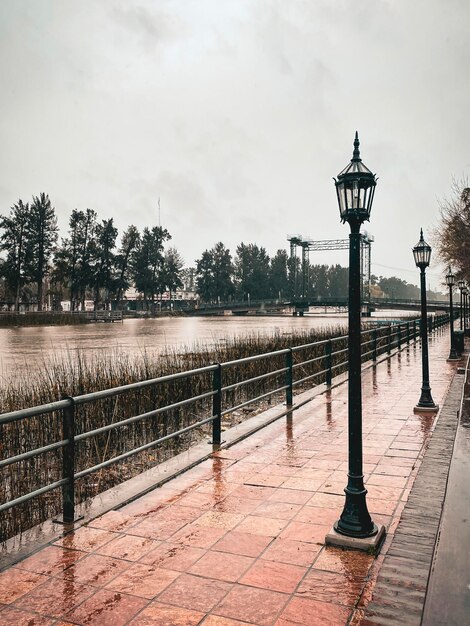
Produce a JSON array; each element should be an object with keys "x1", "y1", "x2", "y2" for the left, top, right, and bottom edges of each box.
[
  {"x1": 414, "y1": 388, "x2": 438, "y2": 413},
  {"x1": 447, "y1": 349, "x2": 460, "y2": 361},
  {"x1": 326, "y1": 523, "x2": 386, "y2": 553},
  {"x1": 414, "y1": 403, "x2": 439, "y2": 414}
]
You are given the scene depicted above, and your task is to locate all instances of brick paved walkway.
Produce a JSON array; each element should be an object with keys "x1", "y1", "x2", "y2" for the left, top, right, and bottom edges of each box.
[{"x1": 0, "y1": 329, "x2": 461, "y2": 625}]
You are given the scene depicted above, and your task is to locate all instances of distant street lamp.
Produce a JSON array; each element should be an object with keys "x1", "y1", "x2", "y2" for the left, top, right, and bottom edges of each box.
[
  {"x1": 464, "y1": 286, "x2": 468, "y2": 334},
  {"x1": 446, "y1": 267, "x2": 458, "y2": 360},
  {"x1": 412, "y1": 230, "x2": 437, "y2": 412},
  {"x1": 458, "y1": 280, "x2": 465, "y2": 330},
  {"x1": 327, "y1": 132, "x2": 382, "y2": 545}
]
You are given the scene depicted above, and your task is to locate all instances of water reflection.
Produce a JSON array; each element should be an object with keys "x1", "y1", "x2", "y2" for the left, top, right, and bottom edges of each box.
[{"x1": 325, "y1": 390, "x2": 334, "y2": 429}]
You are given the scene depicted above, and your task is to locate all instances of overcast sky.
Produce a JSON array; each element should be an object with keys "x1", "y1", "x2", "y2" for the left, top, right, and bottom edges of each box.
[{"x1": 1, "y1": 0, "x2": 469, "y2": 291}]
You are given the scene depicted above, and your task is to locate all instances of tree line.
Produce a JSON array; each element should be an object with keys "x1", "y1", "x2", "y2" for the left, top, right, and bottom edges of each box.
[
  {"x1": 0, "y1": 194, "x2": 184, "y2": 311},
  {"x1": 0, "y1": 193, "x2": 446, "y2": 312}
]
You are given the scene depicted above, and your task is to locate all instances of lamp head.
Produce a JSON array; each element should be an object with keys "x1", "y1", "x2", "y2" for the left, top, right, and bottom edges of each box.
[{"x1": 334, "y1": 132, "x2": 377, "y2": 226}]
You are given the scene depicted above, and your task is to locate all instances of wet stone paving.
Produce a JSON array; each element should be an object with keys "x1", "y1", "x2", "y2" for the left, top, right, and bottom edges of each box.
[{"x1": 0, "y1": 331, "x2": 459, "y2": 625}]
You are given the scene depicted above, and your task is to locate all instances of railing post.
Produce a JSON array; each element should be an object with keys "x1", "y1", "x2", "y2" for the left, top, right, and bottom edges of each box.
[
  {"x1": 212, "y1": 364, "x2": 222, "y2": 446},
  {"x1": 325, "y1": 340, "x2": 332, "y2": 386},
  {"x1": 286, "y1": 349, "x2": 293, "y2": 407},
  {"x1": 406, "y1": 321, "x2": 410, "y2": 345},
  {"x1": 397, "y1": 324, "x2": 402, "y2": 349},
  {"x1": 372, "y1": 329, "x2": 377, "y2": 361},
  {"x1": 428, "y1": 315, "x2": 433, "y2": 334},
  {"x1": 387, "y1": 325, "x2": 392, "y2": 354},
  {"x1": 62, "y1": 396, "x2": 76, "y2": 524},
  {"x1": 413, "y1": 320, "x2": 417, "y2": 341}
]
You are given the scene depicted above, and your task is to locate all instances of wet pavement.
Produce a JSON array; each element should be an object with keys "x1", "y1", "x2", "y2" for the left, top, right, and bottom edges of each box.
[
  {"x1": 0, "y1": 330, "x2": 462, "y2": 625},
  {"x1": 421, "y1": 357, "x2": 470, "y2": 625}
]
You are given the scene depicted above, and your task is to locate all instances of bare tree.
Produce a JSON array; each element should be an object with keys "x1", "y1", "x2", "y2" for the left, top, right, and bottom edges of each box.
[{"x1": 433, "y1": 179, "x2": 470, "y2": 281}]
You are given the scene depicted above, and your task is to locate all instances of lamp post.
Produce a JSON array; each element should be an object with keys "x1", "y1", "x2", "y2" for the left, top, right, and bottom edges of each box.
[
  {"x1": 326, "y1": 132, "x2": 383, "y2": 546},
  {"x1": 412, "y1": 230, "x2": 437, "y2": 412},
  {"x1": 464, "y1": 286, "x2": 468, "y2": 334},
  {"x1": 458, "y1": 280, "x2": 465, "y2": 330},
  {"x1": 446, "y1": 267, "x2": 458, "y2": 360}
]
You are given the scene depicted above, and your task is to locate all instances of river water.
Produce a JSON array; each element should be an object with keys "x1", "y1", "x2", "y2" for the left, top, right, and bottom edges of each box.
[
  {"x1": 0, "y1": 315, "x2": 348, "y2": 379},
  {"x1": 0, "y1": 311, "x2": 416, "y2": 382}
]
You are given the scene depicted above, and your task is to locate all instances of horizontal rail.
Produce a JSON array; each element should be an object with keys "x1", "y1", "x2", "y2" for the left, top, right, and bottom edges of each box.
[
  {"x1": 222, "y1": 366, "x2": 288, "y2": 393},
  {"x1": 75, "y1": 390, "x2": 216, "y2": 442},
  {"x1": 0, "y1": 439, "x2": 68, "y2": 469},
  {"x1": 221, "y1": 384, "x2": 289, "y2": 417},
  {"x1": 74, "y1": 416, "x2": 216, "y2": 479},
  {"x1": 0, "y1": 478, "x2": 68, "y2": 513}
]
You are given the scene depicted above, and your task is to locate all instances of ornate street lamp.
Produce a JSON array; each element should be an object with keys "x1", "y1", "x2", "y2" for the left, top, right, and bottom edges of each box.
[
  {"x1": 327, "y1": 132, "x2": 383, "y2": 547},
  {"x1": 458, "y1": 280, "x2": 465, "y2": 330},
  {"x1": 412, "y1": 230, "x2": 438, "y2": 412},
  {"x1": 446, "y1": 267, "x2": 458, "y2": 360}
]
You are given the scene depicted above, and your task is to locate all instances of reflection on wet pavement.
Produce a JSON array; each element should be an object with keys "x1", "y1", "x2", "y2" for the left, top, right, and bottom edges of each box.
[{"x1": 0, "y1": 330, "x2": 458, "y2": 625}]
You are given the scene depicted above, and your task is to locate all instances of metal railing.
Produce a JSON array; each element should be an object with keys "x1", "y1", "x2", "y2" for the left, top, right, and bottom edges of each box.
[{"x1": 0, "y1": 314, "x2": 449, "y2": 528}]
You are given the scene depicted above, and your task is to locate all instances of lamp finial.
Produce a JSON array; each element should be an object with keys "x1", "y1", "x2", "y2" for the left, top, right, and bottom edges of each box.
[{"x1": 352, "y1": 131, "x2": 361, "y2": 161}]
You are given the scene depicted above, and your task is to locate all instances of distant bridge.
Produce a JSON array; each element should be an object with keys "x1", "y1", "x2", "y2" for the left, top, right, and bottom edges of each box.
[{"x1": 190, "y1": 297, "x2": 450, "y2": 316}]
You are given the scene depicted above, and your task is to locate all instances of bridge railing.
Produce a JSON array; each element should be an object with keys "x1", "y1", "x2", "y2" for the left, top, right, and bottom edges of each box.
[{"x1": 0, "y1": 313, "x2": 449, "y2": 539}]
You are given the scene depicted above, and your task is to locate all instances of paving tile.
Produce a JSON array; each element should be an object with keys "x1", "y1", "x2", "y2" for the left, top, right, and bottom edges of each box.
[
  {"x1": 276, "y1": 595, "x2": 350, "y2": 625},
  {"x1": 307, "y1": 492, "x2": 344, "y2": 508},
  {"x1": 297, "y1": 569, "x2": 366, "y2": 606},
  {"x1": 280, "y1": 521, "x2": 330, "y2": 544},
  {"x1": 14, "y1": 577, "x2": 96, "y2": 617},
  {"x1": 294, "y1": 506, "x2": 338, "y2": 526},
  {"x1": 244, "y1": 474, "x2": 286, "y2": 487},
  {"x1": 65, "y1": 588, "x2": 148, "y2": 625},
  {"x1": 105, "y1": 563, "x2": 180, "y2": 598},
  {"x1": 0, "y1": 568, "x2": 49, "y2": 603},
  {"x1": 157, "y1": 573, "x2": 232, "y2": 612},
  {"x1": 54, "y1": 526, "x2": 117, "y2": 552},
  {"x1": 15, "y1": 546, "x2": 86, "y2": 576},
  {"x1": 201, "y1": 616, "x2": 252, "y2": 625},
  {"x1": 212, "y1": 530, "x2": 273, "y2": 557},
  {"x1": 367, "y1": 474, "x2": 408, "y2": 488},
  {"x1": 189, "y1": 551, "x2": 254, "y2": 582},
  {"x1": 97, "y1": 534, "x2": 161, "y2": 561},
  {"x1": 268, "y1": 488, "x2": 313, "y2": 505},
  {"x1": 260, "y1": 537, "x2": 322, "y2": 566},
  {"x1": 0, "y1": 605, "x2": 55, "y2": 625},
  {"x1": 252, "y1": 500, "x2": 302, "y2": 520},
  {"x1": 367, "y1": 498, "x2": 398, "y2": 516},
  {"x1": 176, "y1": 491, "x2": 221, "y2": 509},
  {"x1": 128, "y1": 517, "x2": 191, "y2": 540},
  {"x1": 303, "y1": 459, "x2": 342, "y2": 470},
  {"x1": 312, "y1": 546, "x2": 374, "y2": 577},
  {"x1": 169, "y1": 522, "x2": 226, "y2": 548},
  {"x1": 194, "y1": 511, "x2": 245, "y2": 530},
  {"x1": 230, "y1": 485, "x2": 277, "y2": 501},
  {"x1": 234, "y1": 515, "x2": 288, "y2": 537},
  {"x1": 139, "y1": 542, "x2": 206, "y2": 571},
  {"x1": 240, "y1": 560, "x2": 307, "y2": 593},
  {"x1": 214, "y1": 496, "x2": 260, "y2": 514},
  {"x1": 61, "y1": 553, "x2": 130, "y2": 586},
  {"x1": 128, "y1": 601, "x2": 204, "y2": 625},
  {"x1": 214, "y1": 585, "x2": 289, "y2": 626},
  {"x1": 280, "y1": 477, "x2": 325, "y2": 491},
  {"x1": 150, "y1": 505, "x2": 203, "y2": 524},
  {"x1": 88, "y1": 510, "x2": 141, "y2": 532}
]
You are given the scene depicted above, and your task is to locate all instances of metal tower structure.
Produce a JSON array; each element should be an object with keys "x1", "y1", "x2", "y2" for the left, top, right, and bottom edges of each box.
[{"x1": 287, "y1": 233, "x2": 374, "y2": 300}]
